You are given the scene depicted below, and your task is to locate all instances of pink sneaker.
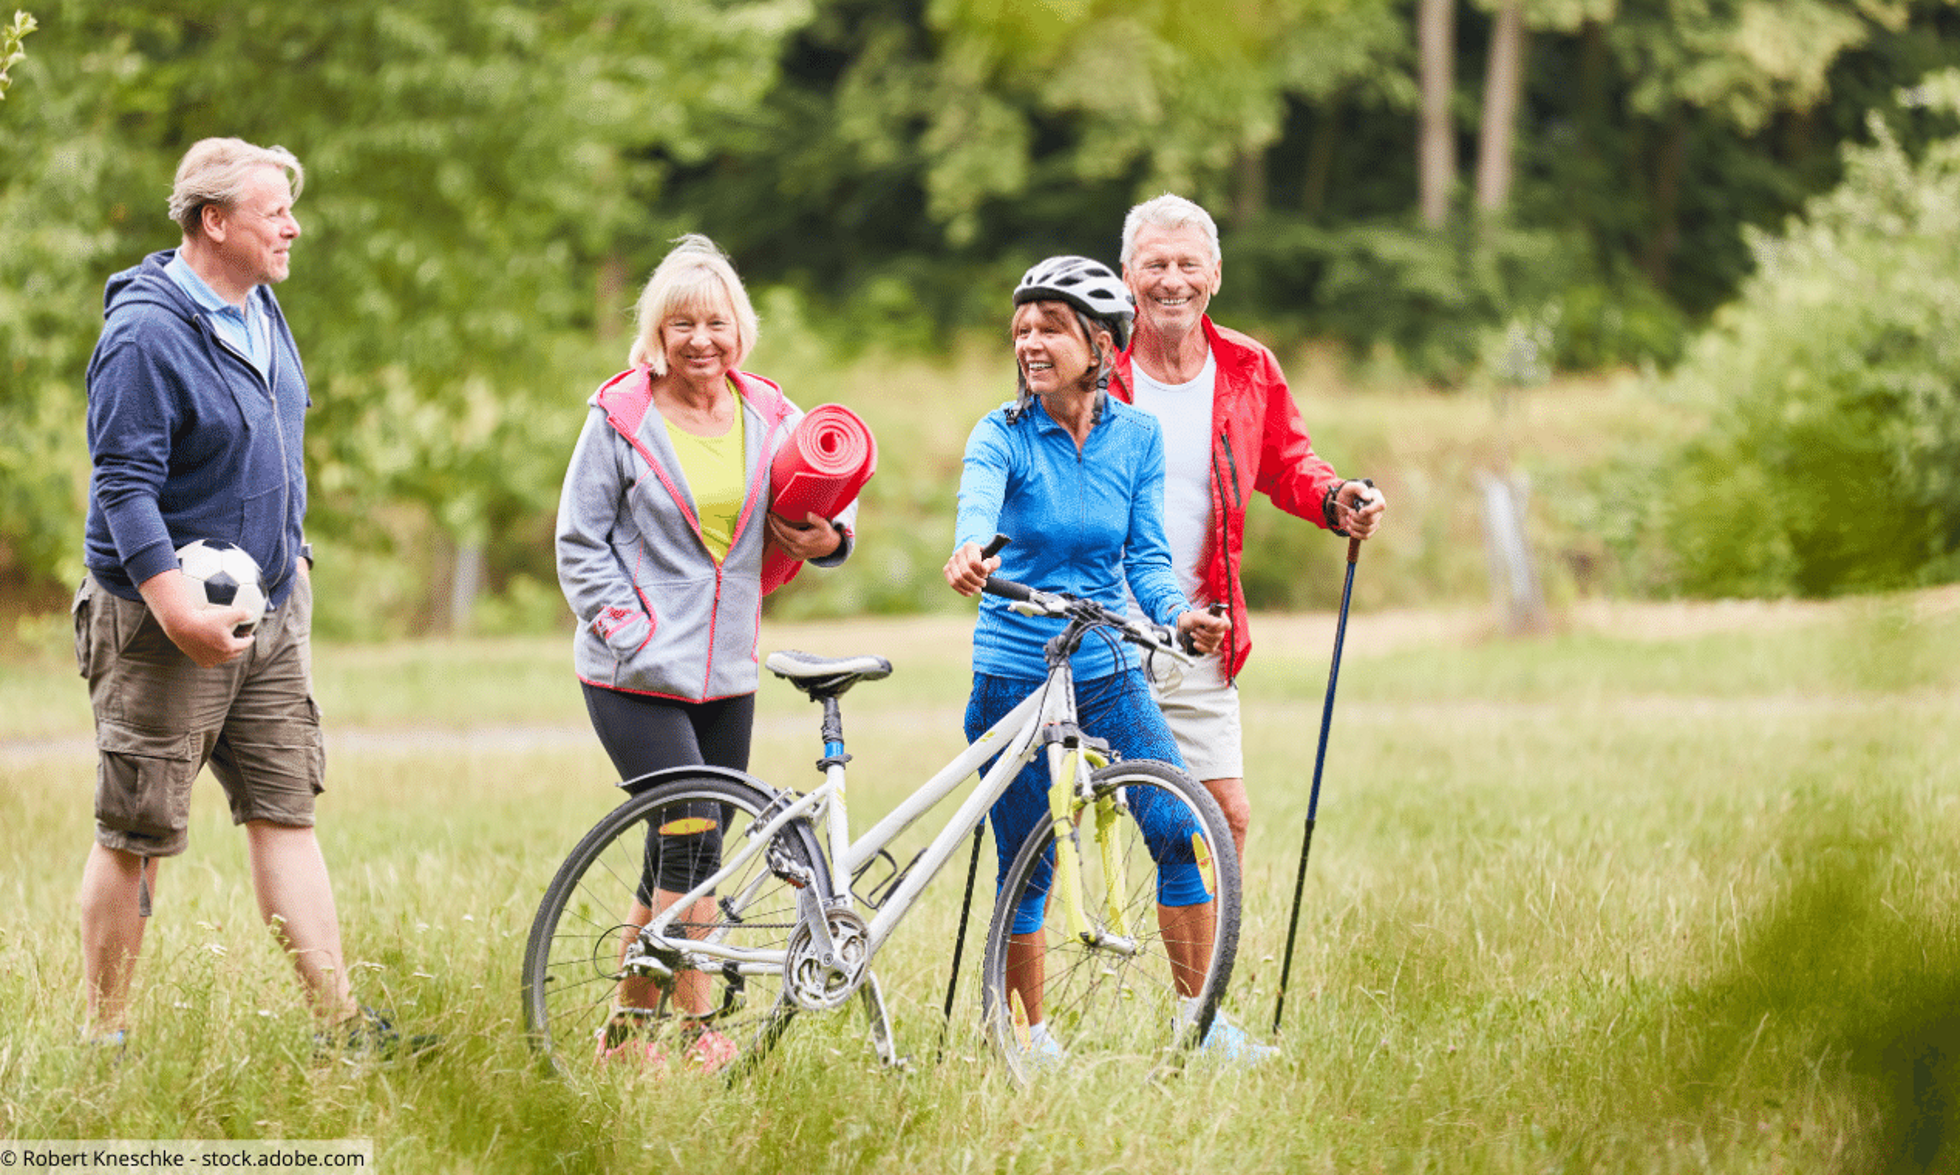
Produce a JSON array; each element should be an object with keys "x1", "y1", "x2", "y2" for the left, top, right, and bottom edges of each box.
[
  {"x1": 594, "y1": 1024, "x2": 667, "y2": 1071},
  {"x1": 683, "y1": 1028, "x2": 738, "y2": 1074}
]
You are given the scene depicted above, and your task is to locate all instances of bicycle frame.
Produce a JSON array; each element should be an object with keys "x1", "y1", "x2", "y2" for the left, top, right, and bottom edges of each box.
[{"x1": 637, "y1": 658, "x2": 1086, "y2": 978}]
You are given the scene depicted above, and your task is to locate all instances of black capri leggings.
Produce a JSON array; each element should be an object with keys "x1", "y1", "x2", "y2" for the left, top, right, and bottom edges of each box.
[{"x1": 582, "y1": 684, "x2": 756, "y2": 905}]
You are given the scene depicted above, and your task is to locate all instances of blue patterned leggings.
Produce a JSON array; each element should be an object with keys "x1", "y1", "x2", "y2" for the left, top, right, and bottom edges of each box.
[{"x1": 965, "y1": 667, "x2": 1211, "y2": 934}]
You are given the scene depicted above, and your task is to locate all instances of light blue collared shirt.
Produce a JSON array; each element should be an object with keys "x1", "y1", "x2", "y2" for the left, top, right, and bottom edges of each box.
[{"x1": 165, "y1": 253, "x2": 271, "y2": 379}]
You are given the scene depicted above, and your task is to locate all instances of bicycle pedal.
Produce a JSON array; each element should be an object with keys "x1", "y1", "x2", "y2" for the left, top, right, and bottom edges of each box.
[{"x1": 621, "y1": 952, "x2": 675, "y2": 981}]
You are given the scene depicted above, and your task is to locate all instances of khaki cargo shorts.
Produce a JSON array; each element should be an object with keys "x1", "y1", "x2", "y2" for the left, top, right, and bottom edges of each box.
[{"x1": 72, "y1": 573, "x2": 325, "y2": 857}]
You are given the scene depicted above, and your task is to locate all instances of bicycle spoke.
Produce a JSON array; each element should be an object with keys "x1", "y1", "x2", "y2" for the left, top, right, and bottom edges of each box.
[
  {"x1": 523, "y1": 776, "x2": 827, "y2": 1074},
  {"x1": 980, "y1": 761, "x2": 1241, "y2": 1082}
]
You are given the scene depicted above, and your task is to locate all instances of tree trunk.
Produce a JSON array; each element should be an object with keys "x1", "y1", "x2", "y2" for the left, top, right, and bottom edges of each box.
[
  {"x1": 1639, "y1": 104, "x2": 1689, "y2": 289},
  {"x1": 1232, "y1": 146, "x2": 1268, "y2": 229},
  {"x1": 1418, "y1": 0, "x2": 1457, "y2": 229},
  {"x1": 1302, "y1": 98, "x2": 1340, "y2": 219},
  {"x1": 1475, "y1": 0, "x2": 1526, "y2": 220},
  {"x1": 1578, "y1": 19, "x2": 1612, "y2": 271}
]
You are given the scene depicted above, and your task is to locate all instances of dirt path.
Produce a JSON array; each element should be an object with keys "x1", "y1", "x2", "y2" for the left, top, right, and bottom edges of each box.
[{"x1": 7, "y1": 588, "x2": 1954, "y2": 764}]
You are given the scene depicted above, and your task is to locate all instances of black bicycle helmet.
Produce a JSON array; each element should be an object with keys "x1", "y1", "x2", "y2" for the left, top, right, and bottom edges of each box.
[{"x1": 1012, "y1": 255, "x2": 1134, "y2": 351}]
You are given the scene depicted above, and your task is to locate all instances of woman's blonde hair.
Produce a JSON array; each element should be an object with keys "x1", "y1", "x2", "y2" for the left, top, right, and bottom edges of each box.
[
  {"x1": 168, "y1": 138, "x2": 304, "y2": 237},
  {"x1": 628, "y1": 234, "x2": 759, "y2": 374}
]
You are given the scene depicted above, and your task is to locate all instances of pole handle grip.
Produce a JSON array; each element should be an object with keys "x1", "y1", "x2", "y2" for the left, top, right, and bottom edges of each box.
[{"x1": 1342, "y1": 477, "x2": 1374, "y2": 564}]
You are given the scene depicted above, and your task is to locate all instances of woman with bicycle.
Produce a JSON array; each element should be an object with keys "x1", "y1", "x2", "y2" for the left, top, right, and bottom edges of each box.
[
  {"x1": 555, "y1": 234, "x2": 856, "y2": 1072},
  {"x1": 943, "y1": 256, "x2": 1245, "y2": 1068}
]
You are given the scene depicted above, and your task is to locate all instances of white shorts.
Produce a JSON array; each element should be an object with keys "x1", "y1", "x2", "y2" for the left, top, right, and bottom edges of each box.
[{"x1": 1141, "y1": 649, "x2": 1243, "y2": 782}]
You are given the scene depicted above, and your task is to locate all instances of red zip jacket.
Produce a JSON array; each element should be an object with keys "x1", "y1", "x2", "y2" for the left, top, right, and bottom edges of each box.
[{"x1": 1109, "y1": 316, "x2": 1342, "y2": 681}]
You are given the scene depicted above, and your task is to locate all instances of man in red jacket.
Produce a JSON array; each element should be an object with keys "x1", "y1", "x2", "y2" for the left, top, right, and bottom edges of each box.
[{"x1": 1111, "y1": 193, "x2": 1386, "y2": 867}]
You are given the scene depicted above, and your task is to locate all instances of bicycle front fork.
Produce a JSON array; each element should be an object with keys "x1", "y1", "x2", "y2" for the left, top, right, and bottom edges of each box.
[{"x1": 1044, "y1": 737, "x2": 1139, "y2": 957}]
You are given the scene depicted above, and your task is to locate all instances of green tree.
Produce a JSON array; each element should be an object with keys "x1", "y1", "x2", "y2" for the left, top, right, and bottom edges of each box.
[
  {"x1": 1634, "y1": 71, "x2": 1960, "y2": 596},
  {"x1": 0, "y1": 0, "x2": 812, "y2": 629}
]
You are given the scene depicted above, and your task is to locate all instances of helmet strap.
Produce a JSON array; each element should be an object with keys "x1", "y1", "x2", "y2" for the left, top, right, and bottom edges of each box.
[{"x1": 1007, "y1": 369, "x2": 1033, "y2": 423}]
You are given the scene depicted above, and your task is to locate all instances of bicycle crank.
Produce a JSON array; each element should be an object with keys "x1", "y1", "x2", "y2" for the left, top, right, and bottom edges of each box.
[{"x1": 784, "y1": 906, "x2": 871, "y2": 1011}]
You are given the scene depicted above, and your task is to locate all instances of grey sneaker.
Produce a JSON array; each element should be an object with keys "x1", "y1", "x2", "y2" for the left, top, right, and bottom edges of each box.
[{"x1": 314, "y1": 1006, "x2": 440, "y2": 1063}]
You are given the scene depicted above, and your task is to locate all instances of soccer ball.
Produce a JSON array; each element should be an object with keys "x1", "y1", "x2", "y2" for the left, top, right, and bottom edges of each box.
[{"x1": 175, "y1": 539, "x2": 267, "y2": 636}]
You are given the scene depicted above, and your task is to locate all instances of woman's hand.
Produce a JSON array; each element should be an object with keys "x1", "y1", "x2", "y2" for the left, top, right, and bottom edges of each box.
[
  {"x1": 767, "y1": 511, "x2": 842, "y2": 561},
  {"x1": 942, "y1": 541, "x2": 1001, "y2": 597},
  {"x1": 1176, "y1": 607, "x2": 1230, "y2": 656}
]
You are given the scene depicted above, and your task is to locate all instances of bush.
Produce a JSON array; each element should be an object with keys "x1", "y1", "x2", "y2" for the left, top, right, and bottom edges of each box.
[{"x1": 1621, "y1": 74, "x2": 1960, "y2": 598}]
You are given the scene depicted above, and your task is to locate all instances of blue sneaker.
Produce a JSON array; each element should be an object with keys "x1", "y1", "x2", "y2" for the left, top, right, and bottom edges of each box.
[
  {"x1": 1195, "y1": 1013, "x2": 1279, "y2": 1066},
  {"x1": 1009, "y1": 1023, "x2": 1070, "y2": 1074}
]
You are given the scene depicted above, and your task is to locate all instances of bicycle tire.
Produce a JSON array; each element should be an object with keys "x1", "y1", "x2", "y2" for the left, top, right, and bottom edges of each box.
[
  {"x1": 979, "y1": 759, "x2": 1242, "y2": 1082},
  {"x1": 521, "y1": 773, "x2": 827, "y2": 1074}
]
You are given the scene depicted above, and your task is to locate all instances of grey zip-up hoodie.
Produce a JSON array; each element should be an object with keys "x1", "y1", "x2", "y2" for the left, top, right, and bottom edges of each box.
[{"x1": 555, "y1": 367, "x2": 854, "y2": 702}]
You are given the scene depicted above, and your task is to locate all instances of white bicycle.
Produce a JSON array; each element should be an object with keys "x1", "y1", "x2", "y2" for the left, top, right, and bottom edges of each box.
[{"x1": 521, "y1": 540, "x2": 1242, "y2": 1082}]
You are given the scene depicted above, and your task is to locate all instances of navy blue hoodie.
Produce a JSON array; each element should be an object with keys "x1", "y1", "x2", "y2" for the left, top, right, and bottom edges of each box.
[{"x1": 84, "y1": 249, "x2": 310, "y2": 607}]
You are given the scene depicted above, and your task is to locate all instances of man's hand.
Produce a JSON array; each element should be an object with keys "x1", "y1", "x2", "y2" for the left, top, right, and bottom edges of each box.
[
  {"x1": 942, "y1": 540, "x2": 1001, "y2": 597},
  {"x1": 766, "y1": 511, "x2": 843, "y2": 561},
  {"x1": 1336, "y1": 480, "x2": 1387, "y2": 540},
  {"x1": 137, "y1": 569, "x2": 252, "y2": 668},
  {"x1": 1176, "y1": 607, "x2": 1230, "y2": 655}
]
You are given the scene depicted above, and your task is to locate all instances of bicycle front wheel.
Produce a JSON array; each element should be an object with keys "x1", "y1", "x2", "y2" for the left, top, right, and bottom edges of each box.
[
  {"x1": 521, "y1": 774, "x2": 825, "y2": 1074},
  {"x1": 979, "y1": 759, "x2": 1241, "y2": 1082}
]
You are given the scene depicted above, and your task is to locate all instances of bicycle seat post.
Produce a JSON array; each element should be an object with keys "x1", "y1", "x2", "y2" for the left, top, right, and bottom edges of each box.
[
  {"x1": 817, "y1": 696, "x2": 850, "y2": 774},
  {"x1": 813, "y1": 694, "x2": 855, "y2": 908}
]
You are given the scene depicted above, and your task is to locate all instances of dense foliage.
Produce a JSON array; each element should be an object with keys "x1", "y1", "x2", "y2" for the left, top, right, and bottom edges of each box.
[
  {"x1": 0, "y1": 1, "x2": 808, "y2": 628},
  {"x1": 1598, "y1": 70, "x2": 1960, "y2": 597},
  {"x1": 6, "y1": 0, "x2": 1960, "y2": 627}
]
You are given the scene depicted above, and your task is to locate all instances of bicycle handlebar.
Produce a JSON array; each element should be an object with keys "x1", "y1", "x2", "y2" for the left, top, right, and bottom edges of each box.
[
  {"x1": 977, "y1": 533, "x2": 1024, "y2": 601},
  {"x1": 975, "y1": 534, "x2": 1192, "y2": 664}
]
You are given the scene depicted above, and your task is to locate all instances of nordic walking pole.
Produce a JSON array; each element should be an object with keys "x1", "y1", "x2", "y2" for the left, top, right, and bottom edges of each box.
[
  {"x1": 936, "y1": 533, "x2": 1011, "y2": 1061},
  {"x1": 1273, "y1": 512, "x2": 1366, "y2": 1034},
  {"x1": 935, "y1": 820, "x2": 987, "y2": 1063}
]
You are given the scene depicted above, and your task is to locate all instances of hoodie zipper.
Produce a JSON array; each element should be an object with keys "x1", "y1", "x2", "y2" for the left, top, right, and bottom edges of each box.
[{"x1": 203, "y1": 306, "x2": 294, "y2": 601}]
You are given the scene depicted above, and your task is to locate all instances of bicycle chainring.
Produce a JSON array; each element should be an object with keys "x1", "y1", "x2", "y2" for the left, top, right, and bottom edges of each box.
[{"x1": 783, "y1": 907, "x2": 871, "y2": 1011}]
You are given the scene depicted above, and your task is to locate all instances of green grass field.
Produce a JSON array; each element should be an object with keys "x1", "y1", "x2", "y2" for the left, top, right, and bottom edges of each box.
[{"x1": 2, "y1": 591, "x2": 1956, "y2": 1173}]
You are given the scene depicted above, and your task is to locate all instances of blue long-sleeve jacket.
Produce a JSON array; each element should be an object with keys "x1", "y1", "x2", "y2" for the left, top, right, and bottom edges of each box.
[
  {"x1": 84, "y1": 250, "x2": 309, "y2": 606},
  {"x1": 955, "y1": 395, "x2": 1191, "y2": 681}
]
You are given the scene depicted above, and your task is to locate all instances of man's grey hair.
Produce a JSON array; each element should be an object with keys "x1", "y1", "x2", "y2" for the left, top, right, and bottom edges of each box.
[
  {"x1": 168, "y1": 138, "x2": 304, "y2": 237},
  {"x1": 628, "y1": 233, "x2": 760, "y2": 375},
  {"x1": 1120, "y1": 193, "x2": 1221, "y2": 268}
]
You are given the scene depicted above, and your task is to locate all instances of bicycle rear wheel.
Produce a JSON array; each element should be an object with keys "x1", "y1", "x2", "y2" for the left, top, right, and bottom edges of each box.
[
  {"x1": 521, "y1": 774, "x2": 825, "y2": 1074},
  {"x1": 979, "y1": 759, "x2": 1241, "y2": 1082}
]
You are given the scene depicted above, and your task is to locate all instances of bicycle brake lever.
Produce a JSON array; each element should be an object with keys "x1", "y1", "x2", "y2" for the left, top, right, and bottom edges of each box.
[{"x1": 1007, "y1": 588, "x2": 1066, "y2": 618}]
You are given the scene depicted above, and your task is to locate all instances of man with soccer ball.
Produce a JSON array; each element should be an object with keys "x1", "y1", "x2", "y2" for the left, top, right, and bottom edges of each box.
[{"x1": 76, "y1": 138, "x2": 399, "y2": 1055}]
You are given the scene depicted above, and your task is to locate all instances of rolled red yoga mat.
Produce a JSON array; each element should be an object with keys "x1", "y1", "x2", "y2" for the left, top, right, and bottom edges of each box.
[{"x1": 761, "y1": 403, "x2": 877, "y2": 593}]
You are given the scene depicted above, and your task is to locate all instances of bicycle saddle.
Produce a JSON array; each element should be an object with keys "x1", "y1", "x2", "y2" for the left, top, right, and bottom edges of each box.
[{"x1": 764, "y1": 650, "x2": 893, "y2": 700}]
